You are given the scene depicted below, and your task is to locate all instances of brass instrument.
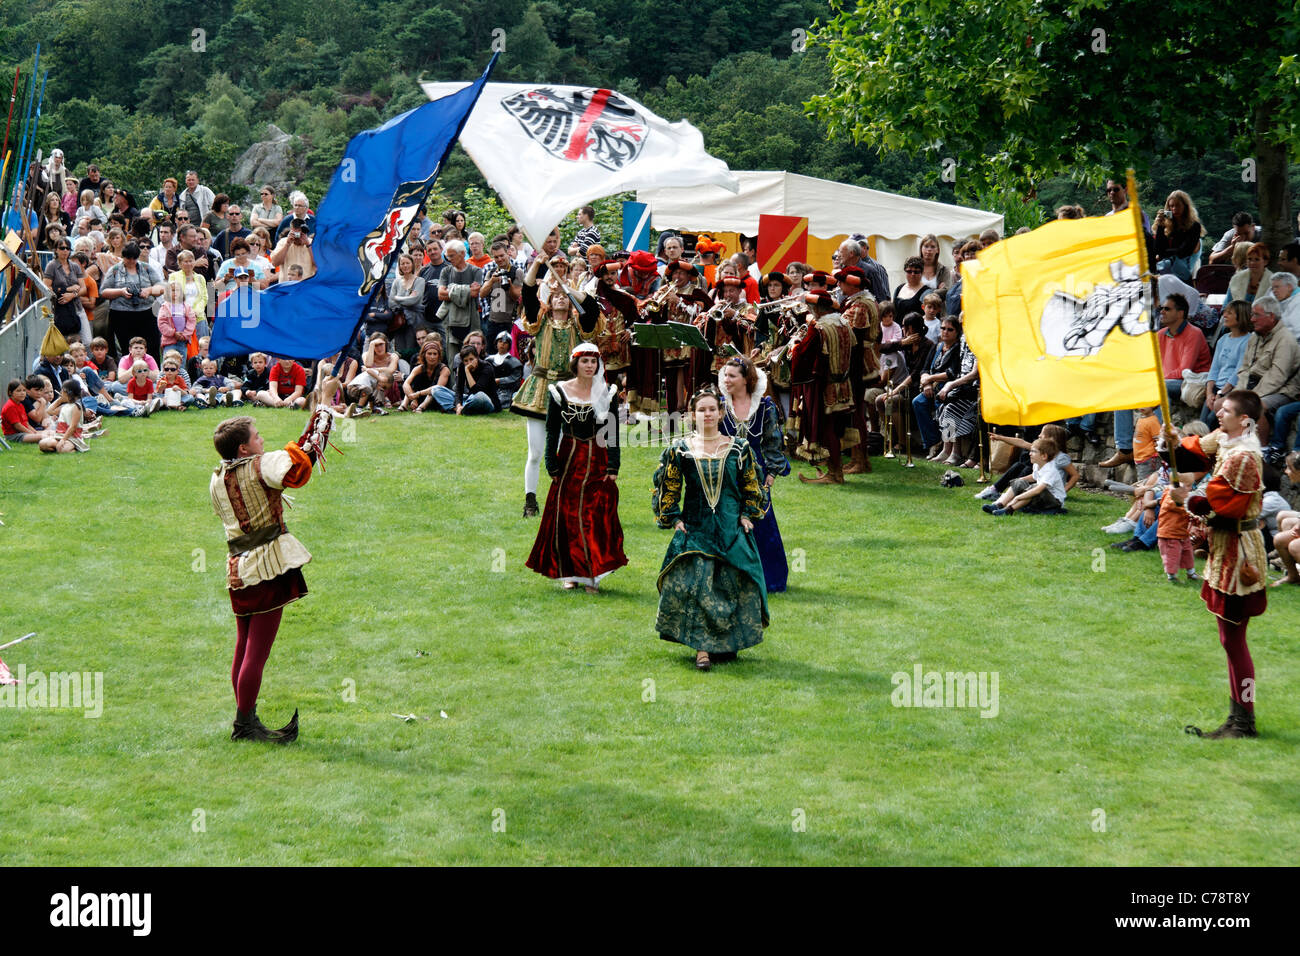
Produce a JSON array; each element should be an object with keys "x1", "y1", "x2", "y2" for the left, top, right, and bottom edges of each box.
[
  {"x1": 640, "y1": 283, "x2": 676, "y2": 316},
  {"x1": 904, "y1": 392, "x2": 915, "y2": 467},
  {"x1": 883, "y1": 393, "x2": 895, "y2": 458}
]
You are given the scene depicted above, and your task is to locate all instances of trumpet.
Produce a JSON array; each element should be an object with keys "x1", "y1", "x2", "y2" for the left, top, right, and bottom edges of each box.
[
  {"x1": 883, "y1": 393, "x2": 896, "y2": 458},
  {"x1": 904, "y1": 391, "x2": 915, "y2": 467},
  {"x1": 641, "y1": 283, "x2": 678, "y2": 316},
  {"x1": 755, "y1": 292, "x2": 807, "y2": 312}
]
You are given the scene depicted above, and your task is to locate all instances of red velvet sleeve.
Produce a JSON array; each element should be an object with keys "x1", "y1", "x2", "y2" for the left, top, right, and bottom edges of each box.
[
  {"x1": 1204, "y1": 477, "x2": 1250, "y2": 518},
  {"x1": 280, "y1": 442, "x2": 314, "y2": 488}
]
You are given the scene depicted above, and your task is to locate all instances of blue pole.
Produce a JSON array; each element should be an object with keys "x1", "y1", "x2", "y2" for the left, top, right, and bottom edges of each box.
[{"x1": 9, "y1": 45, "x2": 38, "y2": 216}]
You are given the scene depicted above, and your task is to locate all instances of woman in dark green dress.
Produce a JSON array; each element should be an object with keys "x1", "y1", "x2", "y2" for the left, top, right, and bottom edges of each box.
[{"x1": 652, "y1": 388, "x2": 770, "y2": 670}]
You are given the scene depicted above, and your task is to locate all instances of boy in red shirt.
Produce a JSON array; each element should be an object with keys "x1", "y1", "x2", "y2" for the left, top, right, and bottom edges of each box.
[
  {"x1": 2, "y1": 380, "x2": 46, "y2": 443},
  {"x1": 259, "y1": 356, "x2": 308, "y2": 408}
]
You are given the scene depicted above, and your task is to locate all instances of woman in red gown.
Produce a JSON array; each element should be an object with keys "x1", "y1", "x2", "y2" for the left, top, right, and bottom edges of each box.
[{"x1": 526, "y1": 343, "x2": 627, "y2": 593}]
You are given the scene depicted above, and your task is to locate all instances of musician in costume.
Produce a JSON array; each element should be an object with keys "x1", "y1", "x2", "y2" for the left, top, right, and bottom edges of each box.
[
  {"x1": 719, "y1": 356, "x2": 791, "y2": 592},
  {"x1": 511, "y1": 253, "x2": 604, "y2": 518},
  {"x1": 526, "y1": 342, "x2": 627, "y2": 593},
  {"x1": 583, "y1": 245, "x2": 637, "y2": 388},
  {"x1": 1167, "y1": 390, "x2": 1268, "y2": 739},
  {"x1": 695, "y1": 275, "x2": 757, "y2": 390},
  {"x1": 834, "y1": 266, "x2": 880, "y2": 474},
  {"x1": 756, "y1": 271, "x2": 793, "y2": 346},
  {"x1": 633, "y1": 258, "x2": 710, "y2": 418},
  {"x1": 211, "y1": 408, "x2": 335, "y2": 743},
  {"x1": 618, "y1": 250, "x2": 662, "y2": 414},
  {"x1": 790, "y1": 289, "x2": 858, "y2": 484},
  {"x1": 652, "y1": 387, "x2": 769, "y2": 670},
  {"x1": 756, "y1": 272, "x2": 803, "y2": 432}
]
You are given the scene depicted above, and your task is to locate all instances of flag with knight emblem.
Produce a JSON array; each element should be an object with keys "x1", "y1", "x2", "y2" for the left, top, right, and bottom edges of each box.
[
  {"x1": 421, "y1": 82, "x2": 739, "y2": 244},
  {"x1": 963, "y1": 212, "x2": 1161, "y2": 426},
  {"x1": 209, "y1": 58, "x2": 497, "y2": 360}
]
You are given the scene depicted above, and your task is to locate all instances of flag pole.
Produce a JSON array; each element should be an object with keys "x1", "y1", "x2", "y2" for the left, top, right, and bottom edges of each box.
[{"x1": 1126, "y1": 168, "x2": 1180, "y2": 484}]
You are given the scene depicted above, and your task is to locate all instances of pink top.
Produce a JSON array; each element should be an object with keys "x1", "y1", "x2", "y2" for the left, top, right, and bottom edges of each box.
[
  {"x1": 157, "y1": 303, "x2": 197, "y2": 346},
  {"x1": 118, "y1": 353, "x2": 159, "y2": 376}
]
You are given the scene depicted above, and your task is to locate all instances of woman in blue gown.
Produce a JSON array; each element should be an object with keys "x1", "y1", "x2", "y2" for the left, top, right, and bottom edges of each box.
[{"x1": 717, "y1": 356, "x2": 790, "y2": 591}]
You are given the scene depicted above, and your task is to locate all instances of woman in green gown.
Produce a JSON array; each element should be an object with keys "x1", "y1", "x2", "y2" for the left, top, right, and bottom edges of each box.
[{"x1": 652, "y1": 387, "x2": 770, "y2": 670}]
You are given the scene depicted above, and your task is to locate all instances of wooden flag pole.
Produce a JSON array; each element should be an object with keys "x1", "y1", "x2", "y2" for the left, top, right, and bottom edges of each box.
[{"x1": 1126, "y1": 168, "x2": 1180, "y2": 485}]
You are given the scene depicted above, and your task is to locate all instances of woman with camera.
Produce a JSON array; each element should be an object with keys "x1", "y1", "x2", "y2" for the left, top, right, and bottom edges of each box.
[{"x1": 100, "y1": 241, "x2": 165, "y2": 359}]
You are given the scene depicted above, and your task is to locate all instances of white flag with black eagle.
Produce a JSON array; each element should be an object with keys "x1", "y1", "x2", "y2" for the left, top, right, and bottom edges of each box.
[{"x1": 421, "y1": 82, "x2": 739, "y2": 244}]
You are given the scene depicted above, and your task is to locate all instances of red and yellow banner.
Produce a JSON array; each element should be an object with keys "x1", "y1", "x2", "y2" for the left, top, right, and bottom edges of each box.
[{"x1": 758, "y1": 214, "x2": 808, "y2": 274}]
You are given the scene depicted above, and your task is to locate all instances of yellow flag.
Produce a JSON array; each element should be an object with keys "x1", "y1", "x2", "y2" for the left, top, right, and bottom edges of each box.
[{"x1": 963, "y1": 213, "x2": 1160, "y2": 426}]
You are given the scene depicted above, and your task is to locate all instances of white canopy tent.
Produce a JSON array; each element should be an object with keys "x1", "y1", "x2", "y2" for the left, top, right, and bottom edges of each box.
[{"x1": 637, "y1": 170, "x2": 1004, "y2": 289}]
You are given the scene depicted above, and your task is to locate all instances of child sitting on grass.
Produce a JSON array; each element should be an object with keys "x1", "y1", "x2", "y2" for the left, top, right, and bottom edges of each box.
[
  {"x1": 192, "y1": 357, "x2": 240, "y2": 407},
  {"x1": 155, "y1": 351, "x2": 195, "y2": 410},
  {"x1": 2, "y1": 379, "x2": 47, "y2": 443},
  {"x1": 23, "y1": 375, "x2": 56, "y2": 429},
  {"x1": 239, "y1": 352, "x2": 271, "y2": 403},
  {"x1": 124, "y1": 361, "x2": 164, "y2": 416},
  {"x1": 116, "y1": 336, "x2": 159, "y2": 382},
  {"x1": 39, "y1": 378, "x2": 90, "y2": 453},
  {"x1": 984, "y1": 437, "x2": 1066, "y2": 515},
  {"x1": 258, "y1": 356, "x2": 309, "y2": 409},
  {"x1": 977, "y1": 423, "x2": 1078, "y2": 501}
]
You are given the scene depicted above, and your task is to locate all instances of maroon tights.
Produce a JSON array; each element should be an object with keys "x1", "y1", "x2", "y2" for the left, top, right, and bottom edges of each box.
[
  {"x1": 1217, "y1": 616, "x2": 1255, "y2": 712},
  {"x1": 232, "y1": 608, "x2": 283, "y2": 713}
]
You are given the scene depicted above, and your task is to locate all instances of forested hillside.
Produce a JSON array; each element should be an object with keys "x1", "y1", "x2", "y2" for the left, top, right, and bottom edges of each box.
[{"x1": 2, "y1": 0, "x2": 1290, "y2": 229}]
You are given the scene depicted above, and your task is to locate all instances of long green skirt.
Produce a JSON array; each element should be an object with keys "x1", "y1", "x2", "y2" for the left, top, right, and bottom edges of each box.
[{"x1": 656, "y1": 552, "x2": 766, "y2": 654}]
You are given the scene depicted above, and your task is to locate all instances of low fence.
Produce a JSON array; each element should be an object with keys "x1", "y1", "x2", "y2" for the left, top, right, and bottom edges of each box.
[{"x1": 0, "y1": 295, "x2": 50, "y2": 388}]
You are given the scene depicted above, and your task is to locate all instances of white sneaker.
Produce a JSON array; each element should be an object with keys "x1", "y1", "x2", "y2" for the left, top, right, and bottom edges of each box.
[
  {"x1": 974, "y1": 486, "x2": 998, "y2": 500},
  {"x1": 1103, "y1": 518, "x2": 1137, "y2": 534}
]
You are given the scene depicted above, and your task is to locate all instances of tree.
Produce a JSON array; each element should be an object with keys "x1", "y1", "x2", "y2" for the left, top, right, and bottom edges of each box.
[{"x1": 809, "y1": 2, "x2": 1300, "y2": 256}]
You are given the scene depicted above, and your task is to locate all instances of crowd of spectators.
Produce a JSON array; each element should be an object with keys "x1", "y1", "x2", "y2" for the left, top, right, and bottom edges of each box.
[{"x1": 8, "y1": 156, "x2": 1300, "y2": 518}]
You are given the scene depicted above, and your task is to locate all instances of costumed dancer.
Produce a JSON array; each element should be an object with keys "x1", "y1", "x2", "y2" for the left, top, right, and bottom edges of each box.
[
  {"x1": 618, "y1": 250, "x2": 663, "y2": 415},
  {"x1": 526, "y1": 342, "x2": 627, "y2": 592},
  {"x1": 834, "y1": 266, "x2": 880, "y2": 474},
  {"x1": 211, "y1": 407, "x2": 336, "y2": 742},
  {"x1": 511, "y1": 253, "x2": 604, "y2": 518},
  {"x1": 790, "y1": 289, "x2": 856, "y2": 484},
  {"x1": 1168, "y1": 390, "x2": 1268, "y2": 739},
  {"x1": 652, "y1": 387, "x2": 769, "y2": 671},
  {"x1": 719, "y1": 356, "x2": 791, "y2": 592}
]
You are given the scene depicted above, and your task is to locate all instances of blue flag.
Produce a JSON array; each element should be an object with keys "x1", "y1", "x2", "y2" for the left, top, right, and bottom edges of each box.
[
  {"x1": 622, "y1": 201, "x2": 650, "y2": 252},
  {"x1": 211, "y1": 57, "x2": 497, "y2": 359}
]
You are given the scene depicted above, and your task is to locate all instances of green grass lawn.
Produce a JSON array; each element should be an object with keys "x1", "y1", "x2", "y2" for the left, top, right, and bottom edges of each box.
[{"x1": 1, "y1": 408, "x2": 1297, "y2": 865}]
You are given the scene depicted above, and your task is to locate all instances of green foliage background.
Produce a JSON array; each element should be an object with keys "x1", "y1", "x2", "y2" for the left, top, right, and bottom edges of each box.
[{"x1": 3, "y1": 1, "x2": 1294, "y2": 235}]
